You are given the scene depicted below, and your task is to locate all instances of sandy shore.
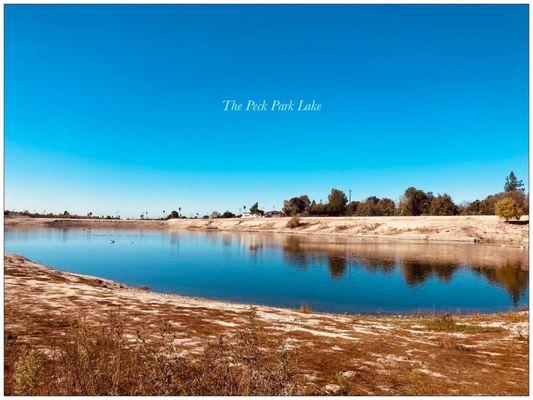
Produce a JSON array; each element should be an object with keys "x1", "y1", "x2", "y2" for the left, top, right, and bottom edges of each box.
[
  {"x1": 5, "y1": 253, "x2": 528, "y2": 395},
  {"x1": 6, "y1": 215, "x2": 529, "y2": 246}
]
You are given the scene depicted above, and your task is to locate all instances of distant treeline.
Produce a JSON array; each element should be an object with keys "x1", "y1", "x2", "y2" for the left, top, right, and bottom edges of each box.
[
  {"x1": 6, "y1": 172, "x2": 528, "y2": 221},
  {"x1": 280, "y1": 172, "x2": 528, "y2": 218},
  {"x1": 4, "y1": 210, "x2": 122, "y2": 220}
]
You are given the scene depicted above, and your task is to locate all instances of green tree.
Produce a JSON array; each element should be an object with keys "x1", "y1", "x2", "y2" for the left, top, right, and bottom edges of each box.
[
  {"x1": 168, "y1": 210, "x2": 180, "y2": 219},
  {"x1": 480, "y1": 190, "x2": 528, "y2": 215},
  {"x1": 250, "y1": 202, "x2": 264, "y2": 216},
  {"x1": 464, "y1": 200, "x2": 482, "y2": 215},
  {"x1": 221, "y1": 211, "x2": 236, "y2": 218},
  {"x1": 282, "y1": 195, "x2": 310, "y2": 216},
  {"x1": 398, "y1": 187, "x2": 432, "y2": 216},
  {"x1": 504, "y1": 171, "x2": 524, "y2": 192},
  {"x1": 355, "y1": 196, "x2": 379, "y2": 216},
  {"x1": 346, "y1": 201, "x2": 360, "y2": 216},
  {"x1": 429, "y1": 194, "x2": 457, "y2": 216},
  {"x1": 327, "y1": 188, "x2": 348, "y2": 215},
  {"x1": 495, "y1": 197, "x2": 522, "y2": 221},
  {"x1": 377, "y1": 198, "x2": 396, "y2": 216}
]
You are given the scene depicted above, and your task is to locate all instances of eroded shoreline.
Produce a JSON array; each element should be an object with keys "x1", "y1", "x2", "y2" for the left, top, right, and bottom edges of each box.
[{"x1": 4, "y1": 253, "x2": 529, "y2": 395}]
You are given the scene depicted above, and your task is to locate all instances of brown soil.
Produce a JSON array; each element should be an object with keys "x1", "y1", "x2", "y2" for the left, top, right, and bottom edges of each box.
[{"x1": 4, "y1": 254, "x2": 529, "y2": 395}]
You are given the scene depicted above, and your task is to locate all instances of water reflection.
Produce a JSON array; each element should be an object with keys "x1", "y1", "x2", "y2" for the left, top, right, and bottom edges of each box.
[
  {"x1": 5, "y1": 227, "x2": 529, "y2": 313},
  {"x1": 252, "y1": 233, "x2": 528, "y2": 304},
  {"x1": 472, "y1": 265, "x2": 528, "y2": 306}
]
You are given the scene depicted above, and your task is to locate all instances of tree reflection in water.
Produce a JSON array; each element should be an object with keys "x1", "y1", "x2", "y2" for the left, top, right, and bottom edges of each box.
[
  {"x1": 279, "y1": 236, "x2": 527, "y2": 303},
  {"x1": 471, "y1": 264, "x2": 528, "y2": 306}
]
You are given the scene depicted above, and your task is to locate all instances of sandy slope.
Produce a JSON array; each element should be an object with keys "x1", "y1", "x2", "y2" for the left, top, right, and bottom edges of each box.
[
  {"x1": 5, "y1": 215, "x2": 529, "y2": 246},
  {"x1": 4, "y1": 254, "x2": 528, "y2": 395},
  {"x1": 170, "y1": 215, "x2": 529, "y2": 246}
]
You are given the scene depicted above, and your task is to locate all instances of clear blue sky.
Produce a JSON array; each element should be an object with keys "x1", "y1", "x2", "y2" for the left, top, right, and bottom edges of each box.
[{"x1": 5, "y1": 5, "x2": 528, "y2": 218}]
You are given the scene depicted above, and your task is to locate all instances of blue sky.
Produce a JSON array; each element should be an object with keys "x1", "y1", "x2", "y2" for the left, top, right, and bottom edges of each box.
[{"x1": 5, "y1": 5, "x2": 528, "y2": 218}]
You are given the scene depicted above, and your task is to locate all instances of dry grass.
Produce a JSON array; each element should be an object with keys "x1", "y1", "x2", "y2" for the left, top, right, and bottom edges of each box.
[
  {"x1": 286, "y1": 216, "x2": 301, "y2": 229},
  {"x1": 4, "y1": 254, "x2": 529, "y2": 396},
  {"x1": 335, "y1": 225, "x2": 350, "y2": 231},
  {"x1": 358, "y1": 223, "x2": 382, "y2": 233},
  {"x1": 4, "y1": 308, "x2": 303, "y2": 396},
  {"x1": 415, "y1": 226, "x2": 438, "y2": 234},
  {"x1": 299, "y1": 303, "x2": 312, "y2": 313},
  {"x1": 424, "y1": 313, "x2": 504, "y2": 334}
]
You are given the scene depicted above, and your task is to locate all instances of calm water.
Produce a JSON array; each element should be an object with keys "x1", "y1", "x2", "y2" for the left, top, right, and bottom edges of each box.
[{"x1": 5, "y1": 227, "x2": 529, "y2": 314}]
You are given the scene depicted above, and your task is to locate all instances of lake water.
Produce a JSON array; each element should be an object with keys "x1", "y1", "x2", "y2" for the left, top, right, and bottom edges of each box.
[{"x1": 5, "y1": 227, "x2": 529, "y2": 314}]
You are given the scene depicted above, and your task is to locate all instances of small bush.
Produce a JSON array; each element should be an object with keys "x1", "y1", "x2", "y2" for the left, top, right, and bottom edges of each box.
[
  {"x1": 299, "y1": 303, "x2": 312, "y2": 313},
  {"x1": 425, "y1": 313, "x2": 459, "y2": 331},
  {"x1": 495, "y1": 197, "x2": 522, "y2": 221},
  {"x1": 286, "y1": 216, "x2": 301, "y2": 228}
]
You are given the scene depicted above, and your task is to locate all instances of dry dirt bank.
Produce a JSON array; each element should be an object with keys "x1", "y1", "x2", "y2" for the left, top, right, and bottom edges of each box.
[
  {"x1": 170, "y1": 215, "x2": 529, "y2": 246},
  {"x1": 5, "y1": 254, "x2": 528, "y2": 395},
  {"x1": 5, "y1": 215, "x2": 167, "y2": 229},
  {"x1": 5, "y1": 215, "x2": 529, "y2": 246}
]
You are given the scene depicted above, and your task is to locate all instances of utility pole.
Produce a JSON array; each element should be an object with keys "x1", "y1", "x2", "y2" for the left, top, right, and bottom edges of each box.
[{"x1": 349, "y1": 189, "x2": 352, "y2": 203}]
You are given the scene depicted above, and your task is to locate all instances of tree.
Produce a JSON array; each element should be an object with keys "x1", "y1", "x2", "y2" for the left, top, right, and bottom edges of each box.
[
  {"x1": 377, "y1": 198, "x2": 396, "y2": 216},
  {"x1": 504, "y1": 171, "x2": 524, "y2": 192},
  {"x1": 495, "y1": 197, "x2": 522, "y2": 221},
  {"x1": 480, "y1": 190, "x2": 528, "y2": 215},
  {"x1": 355, "y1": 196, "x2": 379, "y2": 216},
  {"x1": 298, "y1": 195, "x2": 311, "y2": 212},
  {"x1": 429, "y1": 194, "x2": 457, "y2": 216},
  {"x1": 168, "y1": 210, "x2": 180, "y2": 219},
  {"x1": 398, "y1": 187, "x2": 432, "y2": 216},
  {"x1": 221, "y1": 211, "x2": 236, "y2": 218},
  {"x1": 250, "y1": 202, "x2": 264, "y2": 216},
  {"x1": 327, "y1": 188, "x2": 348, "y2": 215},
  {"x1": 353, "y1": 197, "x2": 396, "y2": 216},
  {"x1": 463, "y1": 200, "x2": 482, "y2": 215},
  {"x1": 282, "y1": 195, "x2": 310, "y2": 216},
  {"x1": 346, "y1": 201, "x2": 360, "y2": 216},
  {"x1": 308, "y1": 202, "x2": 329, "y2": 216}
]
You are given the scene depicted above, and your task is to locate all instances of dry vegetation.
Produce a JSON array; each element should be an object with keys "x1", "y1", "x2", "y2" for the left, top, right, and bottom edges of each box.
[
  {"x1": 4, "y1": 254, "x2": 529, "y2": 395},
  {"x1": 5, "y1": 309, "x2": 301, "y2": 396}
]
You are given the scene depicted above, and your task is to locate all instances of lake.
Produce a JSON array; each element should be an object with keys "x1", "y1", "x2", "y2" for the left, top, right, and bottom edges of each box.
[{"x1": 5, "y1": 227, "x2": 529, "y2": 314}]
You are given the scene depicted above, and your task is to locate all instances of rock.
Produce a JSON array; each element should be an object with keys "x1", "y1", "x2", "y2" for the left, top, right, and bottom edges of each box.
[
  {"x1": 342, "y1": 370, "x2": 357, "y2": 378},
  {"x1": 324, "y1": 384, "x2": 343, "y2": 394}
]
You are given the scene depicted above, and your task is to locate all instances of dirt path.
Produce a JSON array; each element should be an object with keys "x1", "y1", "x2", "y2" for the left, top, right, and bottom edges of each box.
[{"x1": 4, "y1": 254, "x2": 528, "y2": 395}]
